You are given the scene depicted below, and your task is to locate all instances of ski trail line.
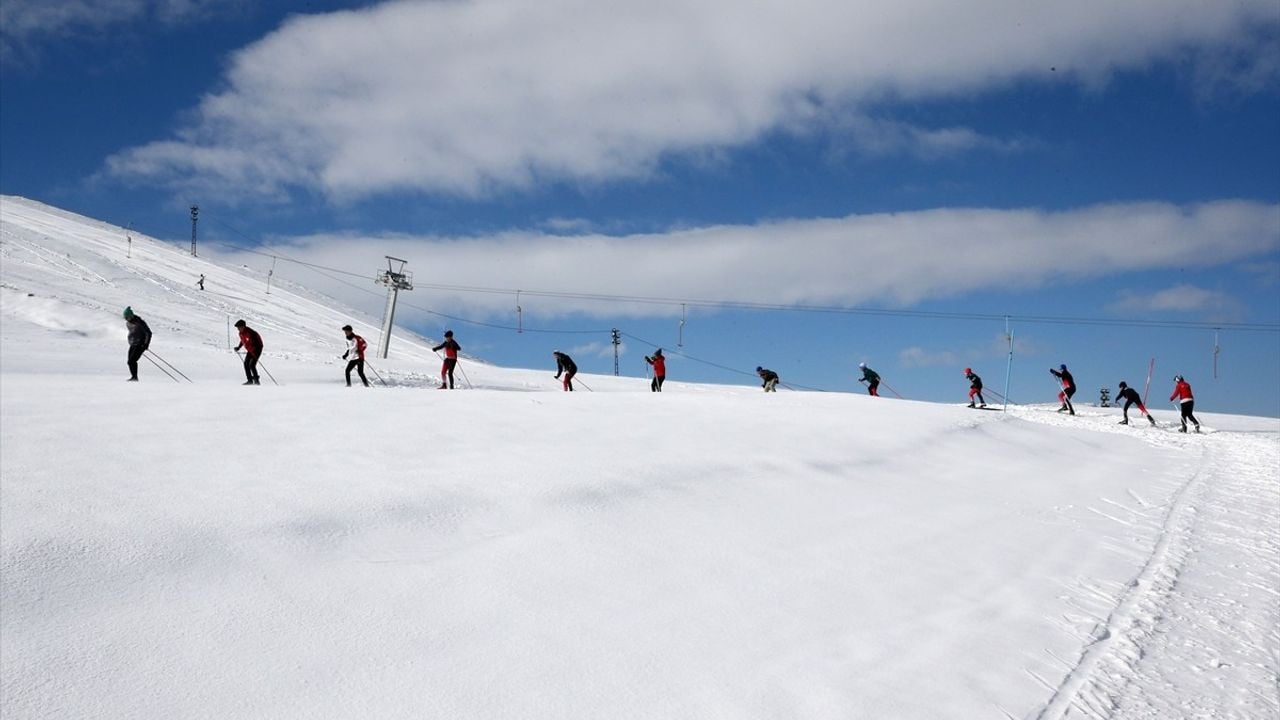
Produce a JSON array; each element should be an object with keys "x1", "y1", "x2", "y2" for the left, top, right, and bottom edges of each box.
[
  {"x1": 1033, "y1": 439, "x2": 1210, "y2": 720},
  {"x1": 1025, "y1": 420, "x2": 1280, "y2": 720}
]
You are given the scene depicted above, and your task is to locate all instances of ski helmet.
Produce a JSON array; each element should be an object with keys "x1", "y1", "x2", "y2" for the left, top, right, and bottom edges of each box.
[
  {"x1": 756, "y1": 366, "x2": 763, "y2": 372},
  {"x1": 1118, "y1": 381, "x2": 1127, "y2": 389},
  {"x1": 1060, "y1": 364, "x2": 1067, "y2": 371},
  {"x1": 858, "y1": 362, "x2": 866, "y2": 368},
  {"x1": 234, "y1": 319, "x2": 246, "y2": 328},
  {"x1": 1174, "y1": 374, "x2": 1184, "y2": 382},
  {"x1": 444, "y1": 330, "x2": 453, "y2": 338},
  {"x1": 654, "y1": 348, "x2": 662, "y2": 356},
  {"x1": 964, "y1": 367, "x2": 972, "y2": 375},
  {"x1": 341, "y1": 325, "x2": 353, "y2": 332},
  {"x1": 122, "y1": 306, "x2": 133, "y2": 319}
]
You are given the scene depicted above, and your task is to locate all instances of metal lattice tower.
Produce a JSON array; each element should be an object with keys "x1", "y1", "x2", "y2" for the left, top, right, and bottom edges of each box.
[
  {"x1": 375, "y1": 256, "x2": 414, "y2": 359},
  {"x1": 612, "y1": 329, "x2": 621, "y2": 376},
  {"x1": 189, "y1": 205, "x2": 199, "y2": 256}
]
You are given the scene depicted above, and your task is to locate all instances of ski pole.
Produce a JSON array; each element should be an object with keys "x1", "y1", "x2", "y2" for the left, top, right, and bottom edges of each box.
[
  {"x1": 235, "y1": 350, "x2": 277, "y2": 386},
  {"x1": 257, "y1": 360, "x2": 279, "y2": 386},
  {"x1": 146, "y1": 350, "x2": 192, "y2": 382},
  {"x1": 573, "y1": 377, "x2": 593, "y2": 392},
  {"x1": 364, "y1": 362, "x2": 389, "y2": 387},
  {"x1": 143, "y1": 353, "x2": 181, "y2": 383},
  {"x1": 880, "y1": 382, "x2": 904, "y2": 399},
  {"x1": 983, "y1": 387, "x2": 1015, "y2": 404}
]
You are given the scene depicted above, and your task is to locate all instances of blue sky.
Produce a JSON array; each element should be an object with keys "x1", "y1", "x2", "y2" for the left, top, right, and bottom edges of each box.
[{"x1": 3, "y1": 0, "x2": 1278, "y2": 415}]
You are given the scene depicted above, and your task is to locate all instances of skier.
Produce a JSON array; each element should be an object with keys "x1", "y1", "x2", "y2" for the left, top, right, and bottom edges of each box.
[
  {"x1": 857, "y1": 362, "x2": 880, "y2": 396},
  {"x1": 197, "y1": 274, "x2": 205, "y2": 291},
  {"x1": 1116, "y1": 381, "x2": 1156, "y2": 426},
  {"x1": 553, "y1": 351, "x2": 577, "y2": 391},
  {"x1": 341, "y1": 325, "x2": 369, "y2": 387},
  {"x1": 432, "y1": 330, "x2": 461, "y2": 389},
  {"x1": 964, "y1": 368, "x2": 986, "y2": 408},
  {"x1": 756, "y1": 366, "x2": 779, "y2": 392},
  {"x1": 645, "y1": 349, "x2": 666, "y2": 392},
  {"x1": 233, "y1": 319, "x2": 263, "y2": 385},
  {"x1": 123, "y1": 306, "x2": 151, "y2": 382},
  {"x1": 1050, "y1": 364, "x2": 1076, "y2": 415},
  {"x1": 1169, "y1": 375, "x2": 1201, "y2": 433}
]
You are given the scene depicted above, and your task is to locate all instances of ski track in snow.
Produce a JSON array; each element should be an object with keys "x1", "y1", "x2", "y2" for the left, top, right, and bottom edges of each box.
[{"x1": 1011, "y1": 407, "x2": 1280, "y2": 720}]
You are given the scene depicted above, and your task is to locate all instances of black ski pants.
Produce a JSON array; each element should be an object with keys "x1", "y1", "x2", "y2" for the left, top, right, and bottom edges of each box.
[
  {"x1": 243, "y1": 351, "x2": 261, "y2": 383},
  {"x1": 651, "y1": 375, "x2": 665, "y2": 392},
  {"x1": 127, "y1": 345, "x2": 145, "y2": 379},
  {"x1": 1179, "y1": 400, "x2": 1200, "y2": 430},
  {"x1": 346, "y1": 359, "x2": 369, "y2": 386}
]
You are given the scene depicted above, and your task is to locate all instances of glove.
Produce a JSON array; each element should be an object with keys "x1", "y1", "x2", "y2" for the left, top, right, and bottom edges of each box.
[
  {"x1": 342, "y1": 351, "x2": 349, "y2": 359},
  {"x1": 234, "y1": 345, "x2": 241, "y2": 352}
]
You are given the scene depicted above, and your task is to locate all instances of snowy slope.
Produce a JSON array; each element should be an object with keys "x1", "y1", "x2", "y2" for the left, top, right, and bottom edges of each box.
[{"x1": 2, "y1": 196, "x2": 1277, "y2": 720}]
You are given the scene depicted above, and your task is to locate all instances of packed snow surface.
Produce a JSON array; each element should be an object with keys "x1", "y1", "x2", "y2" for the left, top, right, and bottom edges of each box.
[{"x1": 3, "y1": 196, "x2": 1278, "y2": 719}]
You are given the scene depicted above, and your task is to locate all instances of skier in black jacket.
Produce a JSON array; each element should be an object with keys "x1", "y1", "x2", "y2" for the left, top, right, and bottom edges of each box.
[
  {"x1": 553, "y1": 351, "x2": 577, "y2": 391},
  {"x1": 1050, "y1": 364, "x2": 1076, "y2": 415},
  {"x1": 123, "y1": 306, "x2": 152, "y2": 382},
  {"x1": 756, "y1": 366, "x2": 779, "y2": 392},
  {"x1": 1115, "y1": 381, "x2": 1156, "y2": 426},
  {"x1": 432, "y1": 330, "x2": 461, "y2": 389},
  {"x1": 964, "y1": 368, "x2": 986, "y2": 408}
]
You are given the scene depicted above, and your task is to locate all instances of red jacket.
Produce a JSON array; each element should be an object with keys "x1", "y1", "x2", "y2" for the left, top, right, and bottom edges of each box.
[
  {"x1": 648, "y1": 354, "x2": 666, "y2": 376},
  {"x1": 347, "y1": 334, "x2": 366, "y2": 360},
  {"x1": 1170, "y1": 380, "x2": 1194, "y2": 403},
  {"x1": 237, "y1": 326, "x2": 263, "y2": 355}
]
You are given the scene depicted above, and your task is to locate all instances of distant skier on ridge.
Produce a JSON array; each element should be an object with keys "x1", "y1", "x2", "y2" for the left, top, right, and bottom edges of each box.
[
  {"x1": 432, "y1": 330, "x2": 460, "y2": 389},
  {"x1": 857, "y1": 362, "x2": 880, "y2": 396},
  {"x1": 341, "y1": 325, "x2": 370, "y2": 387},
  {"x1": 1169, "y1": 375, "x2": 1201, "y2": 433},
  {"x1": 553, "y1": 351, "x2": 577, "y2": 391},
  {"x1": 233, "y1": 319, "x2": 263, "y2": 386},
  {"x1": 645, "y1": 349, "x2": 666, "y2": 392},
  {"x1": 1115, "y1": 381, "x2": 1156, "y2": 426},
  {"x1": 964, "y1": 368, "x2": 986, "y2": 408},
  {"x1": 1050, "y1": 364, "x2": 1075, "y2": 415},
  {"x1": 756, "y1": 366, "x2": 779, "y2": 392},
  {"x1": 122, "y1": 306, "x2": 151, "y2": 382}
]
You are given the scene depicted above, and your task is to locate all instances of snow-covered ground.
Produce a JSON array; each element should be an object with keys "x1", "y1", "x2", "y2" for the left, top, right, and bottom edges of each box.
[{"x1": 3, "y1": 196, "x2": 1278, "y2": 719}]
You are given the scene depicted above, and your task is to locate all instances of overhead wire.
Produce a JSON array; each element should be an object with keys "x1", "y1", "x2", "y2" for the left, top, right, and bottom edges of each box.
[{"x1": 619, "y1": 330, "x2": 830, "y2": 391}]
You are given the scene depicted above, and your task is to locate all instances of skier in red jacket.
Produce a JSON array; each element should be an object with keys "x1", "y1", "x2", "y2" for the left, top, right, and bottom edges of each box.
[
  {"x1": 432, "y1": 330, "x2": 461, "y2": 389},
  {"x1": 341, "y1": 325, "x2": 369, "y2": 387},
  {"x1": 233, "y1": 319, "x2": 263, "y2": 385},
  {"x1": 645, "y1": 349, "x2": 666, "y2": 392},
  {"x1": 1169, "y1": 375, "x2": 1201, "y2": 433}
]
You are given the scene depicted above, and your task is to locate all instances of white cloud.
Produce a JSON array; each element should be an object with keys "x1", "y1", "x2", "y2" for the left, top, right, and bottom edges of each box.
[
  {"x1": 208, "y1": 200, "x2": 1280, "y2": 324},
  {"x1": 898, "y1": 346, "x2": 959, "y2": 369},
  {"x1": 829, "y1": 116, "x2": 1034, "y2": 160},
  {"x1": 1108, "y1": 284, "x2": 1241, "y2": 315},
  {"x1": 0, "y1": 0, "x2": 237, "y2": 62},
  {"x1": 104, "y1": 0, "x2": 1279, "y2": 200}
]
